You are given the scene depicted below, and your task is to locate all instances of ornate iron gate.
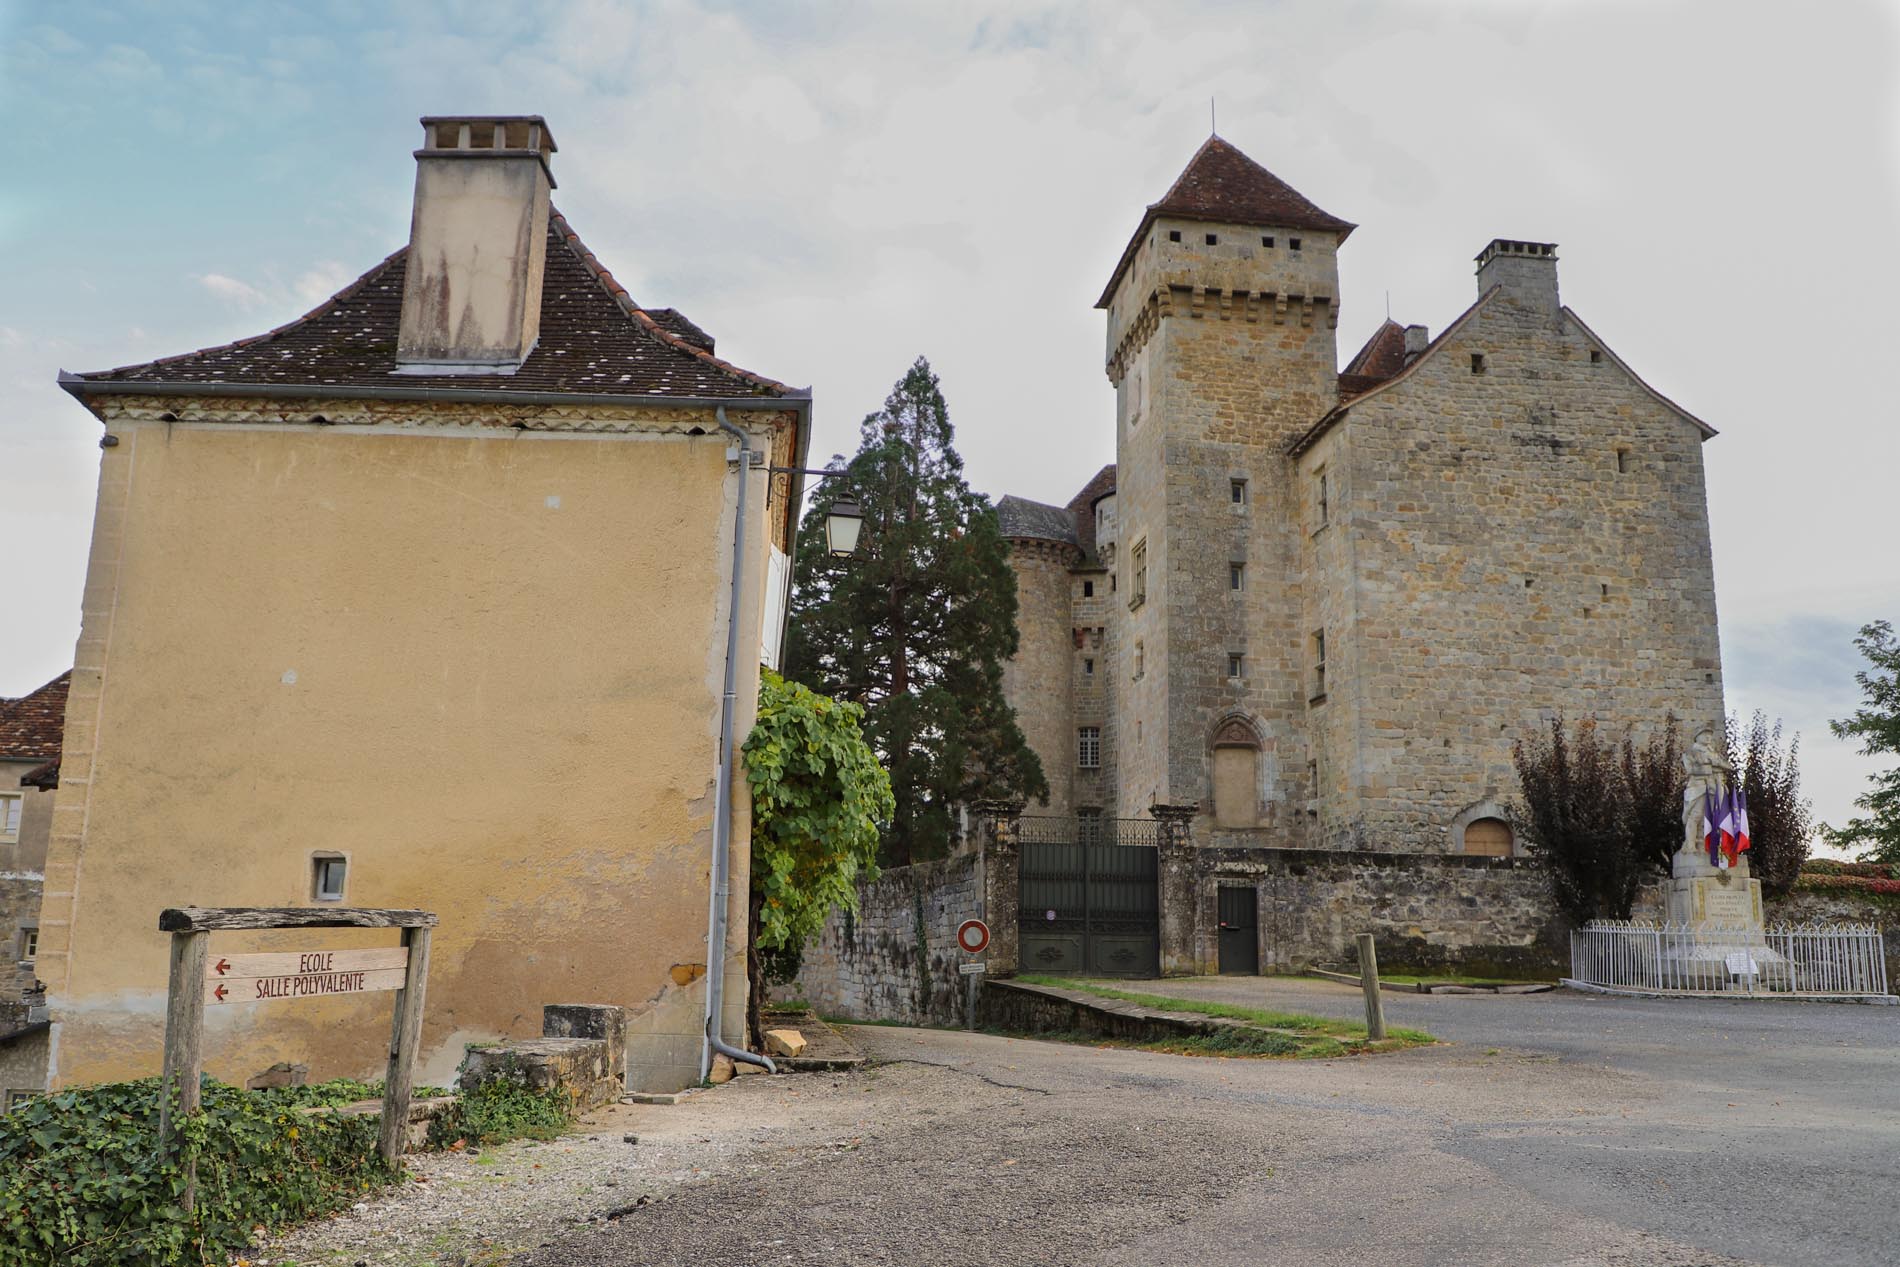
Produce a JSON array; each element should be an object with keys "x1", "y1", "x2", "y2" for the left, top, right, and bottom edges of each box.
[{"x1": 1017, "y1": 816, "x2": 1160, "y2": 977}]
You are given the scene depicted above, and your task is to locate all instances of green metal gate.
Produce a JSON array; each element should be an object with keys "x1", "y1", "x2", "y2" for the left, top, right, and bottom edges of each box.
[{"x1": 1017, "y1": 816, "x2": 1160, "y2": 977}]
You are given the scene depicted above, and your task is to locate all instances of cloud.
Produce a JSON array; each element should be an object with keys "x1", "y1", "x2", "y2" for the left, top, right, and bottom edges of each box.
[
  {"x1": 195, "y1": 273, "x2": 268, "y2": 308},
  {"x1": 293, "y1": 261, "x2": 355, "y2": 306}
]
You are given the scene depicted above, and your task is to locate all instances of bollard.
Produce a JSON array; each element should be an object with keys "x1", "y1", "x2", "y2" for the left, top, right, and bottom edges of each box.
[{"x1": 1355, "y1": 933, "x2": 1387, "y2": 1041}]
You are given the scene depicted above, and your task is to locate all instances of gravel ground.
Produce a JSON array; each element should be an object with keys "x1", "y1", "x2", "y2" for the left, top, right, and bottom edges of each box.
[{"x1": 266, "y1": 980, "x2": 1900, "y2": 1267}]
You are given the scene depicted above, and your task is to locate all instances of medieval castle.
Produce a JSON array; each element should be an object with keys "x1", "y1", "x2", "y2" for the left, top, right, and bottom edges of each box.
[{"x1": 997, "y1": 136, "x2": 1725, "y2": 854}]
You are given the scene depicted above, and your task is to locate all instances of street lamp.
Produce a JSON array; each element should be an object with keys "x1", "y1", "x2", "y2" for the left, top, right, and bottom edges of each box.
[{"x1": 826, "y1": 497, "x2": 863, "y2": 558}]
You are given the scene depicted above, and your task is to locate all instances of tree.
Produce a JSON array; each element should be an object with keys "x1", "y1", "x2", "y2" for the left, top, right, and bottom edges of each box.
[
  {"x1": 1512, "y1": 715, "x2": 1684, "y2": 922},
  {"x1": 1825, "y1": 620, "x2": 1900, "y2": 862},
  {"x1": 785, "y1": 357, "x2": 1047, "y2": 864},
  {"x1": 742, "y1": 669, "x2": 894, "y2": 1039},
  {"x1": 1726, "y1": 711, "x2": 1813, "y2": 897}
]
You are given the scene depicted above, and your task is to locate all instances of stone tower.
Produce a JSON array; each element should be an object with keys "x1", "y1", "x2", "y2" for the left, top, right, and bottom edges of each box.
[{"x1": 1097, "y1": 137, "x2": 1353, "y2": 831}]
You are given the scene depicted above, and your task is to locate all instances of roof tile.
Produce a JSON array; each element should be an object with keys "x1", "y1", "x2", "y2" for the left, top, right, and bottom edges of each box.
[{"x1": 0, "y1": 672, "x2": 70, "y2": 763}]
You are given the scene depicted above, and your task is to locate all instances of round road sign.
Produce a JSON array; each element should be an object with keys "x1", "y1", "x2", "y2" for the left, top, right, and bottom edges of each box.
[{"x1": 956, "y1": 919, "x2": 990, "y2": 955}]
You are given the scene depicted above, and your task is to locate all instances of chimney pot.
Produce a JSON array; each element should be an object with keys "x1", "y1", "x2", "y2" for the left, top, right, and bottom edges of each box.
[{"x1": 396, "y1": 115, "x2": 559, "y2": 373}]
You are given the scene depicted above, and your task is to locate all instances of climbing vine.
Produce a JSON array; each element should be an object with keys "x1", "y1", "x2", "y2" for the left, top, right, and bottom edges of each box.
[{"x1": 742, "y1": 669, "x2": 894, "y2": 1024}]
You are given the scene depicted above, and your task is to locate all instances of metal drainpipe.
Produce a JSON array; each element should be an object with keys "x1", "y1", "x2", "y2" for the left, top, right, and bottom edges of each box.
[{"x1": 704, "y1": 406, "x2": 777, "y2": 1078}]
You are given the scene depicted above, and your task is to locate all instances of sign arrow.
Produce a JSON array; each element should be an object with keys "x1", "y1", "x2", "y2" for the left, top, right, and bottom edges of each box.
[
  {"x1": 214, "y1": 958, "x2": 231, "y2": 976},
  {"x1": 213, "y1": 983, "x2": 229, "y2": 1003}
]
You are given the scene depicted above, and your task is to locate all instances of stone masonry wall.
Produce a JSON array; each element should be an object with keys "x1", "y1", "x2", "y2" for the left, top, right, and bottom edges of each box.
[
  {"x1": 1, "y1": 758, "x2": 53, "y2": 1002},
  {"x1": 791, "y1": 852, "x2": 983, "y2": 1027},
  {"x1": 1188, "y1": 840, "x2": 1564, "y2": 976},
  {"x1": 1298, "y1": 260, "x2": 1724, "y2": 852},
  {"x1": 1001, "y1": 541, "x2": 1078, "y2": 819}
]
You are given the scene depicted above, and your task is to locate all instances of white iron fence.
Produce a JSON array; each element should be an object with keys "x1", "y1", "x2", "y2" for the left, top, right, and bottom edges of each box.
[{"x1": 1569, "y1": 920, "x2": 1889, "y2": 997}]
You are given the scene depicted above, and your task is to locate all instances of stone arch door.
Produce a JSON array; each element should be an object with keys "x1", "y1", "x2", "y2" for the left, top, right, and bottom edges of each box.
[{"x1": 1463, "y1": 818, "x2": 1513, "y2": 857}]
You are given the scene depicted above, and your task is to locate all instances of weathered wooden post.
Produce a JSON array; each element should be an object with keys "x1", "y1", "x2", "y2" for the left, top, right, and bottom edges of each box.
[
  {"x1": 1355, "y1": 932, "x2": 1387, "y2": 1041},
  {"x1": 157, "y1": 927, "x2": 211, "y2": 1210},
  {"x1": 378, "y1": 923, "x2": 434, "y2": 1167}
]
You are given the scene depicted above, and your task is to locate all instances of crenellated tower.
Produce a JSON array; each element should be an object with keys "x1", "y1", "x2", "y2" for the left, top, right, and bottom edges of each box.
[{"x1": 1097, "y1": 137, "x2": 1353, "y2": 833}]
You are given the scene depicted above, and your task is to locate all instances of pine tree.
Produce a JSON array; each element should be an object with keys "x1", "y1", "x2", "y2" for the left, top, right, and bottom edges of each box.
[
  {"x1": 785, "y1": 357, "x2": 1047, "y2": 865},
  {"x1": 1825, "y1": 620, "x2": 1900, "y2": 862}
]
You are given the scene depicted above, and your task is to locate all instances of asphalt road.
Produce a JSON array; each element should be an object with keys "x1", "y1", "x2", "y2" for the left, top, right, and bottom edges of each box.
[{"x1": 522, "y1": 978, "x2": 1900, "y2": 1267}]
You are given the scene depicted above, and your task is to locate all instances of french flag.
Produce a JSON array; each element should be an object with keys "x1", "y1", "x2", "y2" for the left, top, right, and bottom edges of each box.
[{"x1": 1727, "y1": 788, "x2": 1752, "y2": 864}]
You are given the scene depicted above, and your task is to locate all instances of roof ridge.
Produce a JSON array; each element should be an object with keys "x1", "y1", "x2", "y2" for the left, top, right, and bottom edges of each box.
[{"x1": 547, "y1": 209, "x2": 789, "y2": 397}]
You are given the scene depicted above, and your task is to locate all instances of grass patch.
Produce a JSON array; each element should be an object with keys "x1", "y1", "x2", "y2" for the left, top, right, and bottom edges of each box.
[{"x1": 1015, "y1": 974, "x2": 1433, "y2": 1052}]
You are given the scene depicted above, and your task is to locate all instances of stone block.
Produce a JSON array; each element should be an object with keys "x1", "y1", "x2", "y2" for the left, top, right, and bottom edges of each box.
[
  {"x1": 708, "y1": 1053, "x2": 734, "y2": 1085},
  {"x1": 762, "y1": 1028, "x2": 807, "y2": 1057},
  {"x1": 542, "y1": 1003, "x2": 626, "y2": 1083},
  {"x1": 460, "y1": 1036, "x2": 621, "y2": 1111},
  {"x1": 245, "y1": 1061, "x2": 308, "y2": 1090}
]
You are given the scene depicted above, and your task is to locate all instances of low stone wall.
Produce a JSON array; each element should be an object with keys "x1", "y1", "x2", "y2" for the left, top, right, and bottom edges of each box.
[
  {"x1": 1188, "y1": 846, "x2": 1565, "y2": 977},
  {"x1": 1767, "y1": 889, "x2": 1900, "y2": 988},
  {"x1": 459, "y1": 1003, "x2": 627, "y2": 1110},
  {"x1": 791, "y1": 853, "x2": 983, "y2": 1027}
]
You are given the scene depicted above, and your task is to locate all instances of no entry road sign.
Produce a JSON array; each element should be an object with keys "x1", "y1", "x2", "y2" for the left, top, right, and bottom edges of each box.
[{"x1": 956, "y1": 919, "x2": 990, "y2": 955}]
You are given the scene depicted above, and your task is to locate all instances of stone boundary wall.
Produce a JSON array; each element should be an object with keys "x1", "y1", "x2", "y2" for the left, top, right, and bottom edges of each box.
[
  {"x1": 1765, "y1": 889, "x2": 1900, "y2": 989},
  {"x1": 790, "y1": 853, "x2": 983, "y2": 1027},
  {"x1": 1190, "y1": 846, "x2": 1565, "y2": 977}
]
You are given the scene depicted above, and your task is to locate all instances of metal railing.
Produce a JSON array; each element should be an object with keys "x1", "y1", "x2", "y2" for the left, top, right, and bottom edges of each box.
[{"x1": 1569, "y1": 920, "x2": 1889, "y2": 997}]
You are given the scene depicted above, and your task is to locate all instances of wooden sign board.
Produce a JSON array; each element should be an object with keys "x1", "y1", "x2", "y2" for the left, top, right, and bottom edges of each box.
[
  {"x1": 208, "y1": 947, "x2": 409, "y2": 979},
  {"x1": 206, "y1": 966, "x2": 409, "y2": 1005}
]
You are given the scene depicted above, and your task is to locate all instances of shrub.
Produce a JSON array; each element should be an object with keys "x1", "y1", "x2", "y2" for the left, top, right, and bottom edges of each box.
[
  {"x1": 1801, "y1": 859, "x2": 1898, "y2": 879},
  {"x1": 1728, "y1": 711, "x2": 1813, "y2": 897},
  {"x1": 1795, "y1": 871, "x2": 1900, "y2": 898},
  {"x1": 1513, "y1": 715, "x2": 1683, "y2": 922},
  {"x1": 0, "y1": 1076, "x2": 397, "y2": 1266}
]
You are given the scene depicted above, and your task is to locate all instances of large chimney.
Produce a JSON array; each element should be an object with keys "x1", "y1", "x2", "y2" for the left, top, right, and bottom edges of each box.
[
  {"x1": 396, "y1": 116, "x2": 557, "y2": 374},
  {"x1": 1475, "y1": 238, "x2": 1558, "y2": 313}
]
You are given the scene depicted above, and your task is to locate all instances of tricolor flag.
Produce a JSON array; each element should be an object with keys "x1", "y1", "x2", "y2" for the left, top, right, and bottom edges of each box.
[
  {"x1": 1704, "y1": 791, "x2": 1725, "y2": 867},
  {"x1": 1727, "y1": 788, "x2": 1751, "y2": 864},
  {"x1": 1704, "y1": 789, "x2": 1752, "y2": 867}
]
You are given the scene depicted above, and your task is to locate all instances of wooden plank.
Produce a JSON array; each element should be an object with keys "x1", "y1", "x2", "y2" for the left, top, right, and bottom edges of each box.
[
  {"x1": 380, "y1": 926, "x2": 432, "y2": 1167},
  {"x1": 206, "y1": 965, "x2": 408, "y2": 1005},
  {"x1": 207, "y1": 947, "x2": 409, "y2": 979},
  {"x1": 160, "y1": 906, "x2": 438, "y2": 932},
  {"x1": 1355, "y1": 932, "x2": 1388, "y2": 1041},
  {"x1": 157, "y1": 930, "x2": 209, "y2": 1212}
]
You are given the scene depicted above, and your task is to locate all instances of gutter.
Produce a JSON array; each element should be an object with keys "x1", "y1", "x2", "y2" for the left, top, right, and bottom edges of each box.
[
  {"x1": 56, "y1": 371, "x2": 809, "y2": 413},
  {"x1": 703, "y1": 405, "x2": 777, "y2": 1079}
]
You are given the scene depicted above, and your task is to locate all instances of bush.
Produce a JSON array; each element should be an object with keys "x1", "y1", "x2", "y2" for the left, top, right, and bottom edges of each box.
[
  {"x1": 1795, "y1": 871, "x2": 1900, "y2": 897},
  {"x1": 1512, "y1": 715, "x2": 1683, "y2": 922},
  {"x1": 0, "y1": 1076, "x2": 398, "y2": 1266},
  {"x1": 1801, "y1": 859, "x2": 1898, "y2": 879}
]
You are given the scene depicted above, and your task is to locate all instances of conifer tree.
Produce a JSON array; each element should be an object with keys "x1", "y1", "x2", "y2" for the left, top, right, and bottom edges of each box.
[{"x1": 785, "y1": 357, "x2": 1047, "y2": 865}]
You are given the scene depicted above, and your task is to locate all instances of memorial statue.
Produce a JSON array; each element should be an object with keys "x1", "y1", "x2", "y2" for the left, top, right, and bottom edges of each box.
[{"x1": 1680, "y1": 726, "x2": 1733, "y2": 856}]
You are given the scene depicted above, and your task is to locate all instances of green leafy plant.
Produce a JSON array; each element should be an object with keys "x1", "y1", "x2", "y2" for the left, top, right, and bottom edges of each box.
[
  {"x1": 426, "y1": 1073, "x2": 574, "y2": 1148},
  {"x1": 743, "y1": 668, "x2": 894, "y2": 1036},
  {"x1": 1825, "y1": 620, "x2": 1900, "y2": 862},
  {"x1": 0, "y1": 1076, "x2": 398, "y2": 1266}
]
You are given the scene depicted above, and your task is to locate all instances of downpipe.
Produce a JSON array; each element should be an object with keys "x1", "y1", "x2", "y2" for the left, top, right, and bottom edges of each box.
[{"x1": 704, "y1": 406, "x2": 777, "y2": 1077}]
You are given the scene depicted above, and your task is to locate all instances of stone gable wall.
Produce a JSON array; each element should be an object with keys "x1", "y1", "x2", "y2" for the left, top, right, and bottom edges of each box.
[
  {"x1": 1298, "y1": 284, "x2": 1723, "y2": 851},
  {"x1": 1000, "y1": 541, "x2": 1079, "y2": 819}
]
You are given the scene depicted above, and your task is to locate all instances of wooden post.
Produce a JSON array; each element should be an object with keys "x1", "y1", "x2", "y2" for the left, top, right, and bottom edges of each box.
[
  {"x1": 378, "y1": 925, "x2": 432, "y2": 1168},
  {"x1": 157, "y1": 929, "x2": 210, "y2": 1210},
  {"x1": 1355, "y1": 932, "x2": 1387, "y2": 1041}
]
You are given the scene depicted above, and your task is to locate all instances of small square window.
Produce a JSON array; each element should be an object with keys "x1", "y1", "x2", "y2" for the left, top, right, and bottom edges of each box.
[
  {"x1": 1227, "y1": 653, "x2": 1244, "y2": 679},
  {"x1": 1261, "y1": 236, "x2": 1274, "y2": 248},
  {"x1": 312, "y1": 854, "x2": 347, "y2": 903},
  {"x1": 1289, "y1": 237, "x2": 1302, "y2": 251},
  {"x1": 1168, "y1": 229, "x2": 1182, "y2": 243},
  {"x1": 1471, "y1": 353, "x2": 1486, "y2": 375},
  {"x1": 1230, "y1": 478, "x2": 1247, "y2": 505},
  {"x1": 18, "y1": 928, "x2": 36, "y2": 963},
  {"x1": 1590, "y1": 349, "x2": 1603, "y2": 364},
  {"x1": 1082, "y1": 580, "x2": 1094, "y2": 598},
  {"x1": 0, "y1": 793, "x2": 20, "y2": 844},
  {"x1": 1229, "y1": 563, "x2": 1245, "y2": 591},
  {"x1": 1205, "y1": 233, "x2": 1218, "y2": 246}
]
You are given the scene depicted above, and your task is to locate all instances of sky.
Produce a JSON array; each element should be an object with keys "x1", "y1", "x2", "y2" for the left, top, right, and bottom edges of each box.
[{"x1": 1, "y1": 0, "x2": 1895, "y2": 842}]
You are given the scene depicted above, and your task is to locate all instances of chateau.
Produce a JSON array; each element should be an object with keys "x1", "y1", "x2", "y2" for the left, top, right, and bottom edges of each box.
[{"x1": 998, "y1": 136, "x2": 1725, "y2": 856}]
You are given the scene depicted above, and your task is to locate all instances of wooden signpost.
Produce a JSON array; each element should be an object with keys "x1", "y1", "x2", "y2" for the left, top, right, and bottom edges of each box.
[{"x1": 156, "y1": 906, "x2": 437, "y2": 1207}]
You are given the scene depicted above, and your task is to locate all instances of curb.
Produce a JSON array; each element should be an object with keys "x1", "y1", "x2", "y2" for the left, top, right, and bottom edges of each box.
[{"x1": 1559, "y1": 978, "x2": 1897, "y2": 1005}]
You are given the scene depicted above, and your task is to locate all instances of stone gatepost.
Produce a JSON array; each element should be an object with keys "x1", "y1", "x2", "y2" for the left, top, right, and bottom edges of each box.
[
  {"x1": 975, "y1": 800, "x2": 1024, "y2": 975},
  {"x1": 1151, "y1": 804, "x2": 1201, "y2": 977}
]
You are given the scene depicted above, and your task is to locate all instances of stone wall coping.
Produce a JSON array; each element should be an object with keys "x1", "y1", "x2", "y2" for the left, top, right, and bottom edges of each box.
[{"x1": 1197, "y1": 843, "x2": 1540, "y2": 871}]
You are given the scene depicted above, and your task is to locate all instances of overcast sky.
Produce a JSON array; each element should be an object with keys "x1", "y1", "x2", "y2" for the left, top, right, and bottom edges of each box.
[{"x1": 1, "y1": 0, "x2": 1895, "y2": 841}]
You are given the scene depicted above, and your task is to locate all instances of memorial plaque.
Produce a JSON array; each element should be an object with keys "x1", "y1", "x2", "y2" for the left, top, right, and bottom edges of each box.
[{"x1": 1699, "y1": 883, "x2": 1757, "y2": 925}]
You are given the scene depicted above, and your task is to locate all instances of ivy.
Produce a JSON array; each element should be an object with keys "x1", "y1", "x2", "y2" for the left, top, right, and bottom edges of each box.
[
  {"x1": 0, "y1": 1076, "x2": 400, "y2": 1266},
  {"x1": 743, "y1": 669, "x2": 895, "y2": 985}
]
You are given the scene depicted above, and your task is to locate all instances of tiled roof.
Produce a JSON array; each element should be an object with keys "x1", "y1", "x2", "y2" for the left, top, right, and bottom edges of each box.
[
  {"x1": 1099, "y1": 137, "x2": 1356, "y2": 307},
  {"x1": 68, "y1": 211, "x2": 788, "y2": 400},
  {"x1": 0, "y1": 672, "x2": 70, "y2": 763},
  {"x1": 1065, "y1": 464, "x2": 1117, "y2": 562},
  {"x1": 1339, "y1": 320, "x2": 1410, "y2": 404},
  {"x1": 995, "y1": 495, "x2": 1077, "y2": 546}
]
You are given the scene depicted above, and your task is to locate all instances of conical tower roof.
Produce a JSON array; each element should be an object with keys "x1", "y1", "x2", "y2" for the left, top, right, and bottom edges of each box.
[{"x1": 1097, "y1": 136, "x2": 1355, "y2": 307}]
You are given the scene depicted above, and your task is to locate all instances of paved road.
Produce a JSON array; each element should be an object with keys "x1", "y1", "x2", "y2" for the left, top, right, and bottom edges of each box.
[{"x1": 523, "y1": 978, "x2": 1900, "y2": 1267}]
